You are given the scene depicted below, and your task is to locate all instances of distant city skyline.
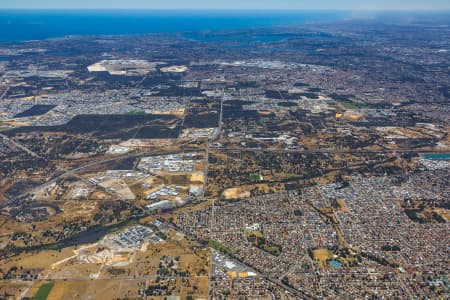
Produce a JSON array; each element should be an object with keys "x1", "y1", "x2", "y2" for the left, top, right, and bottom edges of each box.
[{"x1": 1, "y1": 0, "x2": 450, "y2": 11}]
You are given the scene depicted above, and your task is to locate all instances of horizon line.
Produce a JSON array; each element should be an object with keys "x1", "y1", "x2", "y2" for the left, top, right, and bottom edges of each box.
[{"x1": 1, "y1": 8, "x2": 450, "y2": 12}]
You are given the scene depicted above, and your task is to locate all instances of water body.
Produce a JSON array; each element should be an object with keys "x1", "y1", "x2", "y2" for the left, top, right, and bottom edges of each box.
[
  {"x1": 182, "y1": 33, "x2": 296, "y2": 43},
  {"x1": 423, "y1": 153, "x2": 450, "y2": 160},
  {"x1": 47, "y1": 50, "x2": 75, "y2": 56},
  {"x1": 329, "y1": 260, "x2": 342, "y2": 267},
  {"x1": 0, "y1": 10, "x2": 349, "y2": 42}
]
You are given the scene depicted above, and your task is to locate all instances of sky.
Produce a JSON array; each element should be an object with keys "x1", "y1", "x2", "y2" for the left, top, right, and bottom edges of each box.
[{"x1": 0, "y1": 0, "x2": 449, "y2": 11}]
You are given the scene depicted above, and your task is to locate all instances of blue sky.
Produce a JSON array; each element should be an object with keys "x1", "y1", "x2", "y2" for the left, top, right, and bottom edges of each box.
[{"x1": 1, "y1": 0, "x2": 449, "y2": 10}]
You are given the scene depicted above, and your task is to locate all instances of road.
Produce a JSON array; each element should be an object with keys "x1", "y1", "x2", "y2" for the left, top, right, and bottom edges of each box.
[
  {"x1": 13, "y1": 152, "x2": 139, "y2": 200},
  {"x1": 8, "y1": 143, "x2": 208, "y2": 204},
  {"x1": 210, "y1": 146, "x2": 450, "y2": 154},
  {"x1": 0, "y1": 132, "x2": 42, "y2": 158},
  {"x1": 0, "y1": 86, "x2": 8, "y2": 101},
  {"x1": 204, "y1": 91, "x2": 312, "y2": 299},
  {"x1": 206, "y1": 90, "x2": 224, "y2": 298}
]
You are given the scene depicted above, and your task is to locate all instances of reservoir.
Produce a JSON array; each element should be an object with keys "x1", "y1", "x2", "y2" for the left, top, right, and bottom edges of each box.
[{"x1": 329, "y1": 261, "x2": 342, "y2": 267}]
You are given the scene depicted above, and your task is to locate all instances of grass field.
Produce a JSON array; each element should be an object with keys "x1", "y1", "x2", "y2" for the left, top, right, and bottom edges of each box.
[
  {"x1": 245, "y1": 229, "x2": 263, "y2": 238},
  {"x1": 246, "y1": 230, "x2": 282, "y2": 256},
  {"x1": 249, "y1": 173, "x2": 260, "y2": 182},
  {"x1": 311, "y1": 248, "x2": 333, "y2": 262},
  {"x1": 222, "y1": 184, "x2": 269, "y2": 200},
  {"x1": 126, "y1": 110, "x2": 146, "y2": 115},
  {"x1": 191, "y1": 171, "x2": 205, "y2": 183},
  {"x1": 336, "y1": 199, "x2": 349, "y2": 212},
  {"x1": 341, "y1": 99, "x2": 368, "y2": 110},
  {"x1": 34, "y1": 282, "x2": 54, "y2": 300},
  {"x1": 209, "y1": 239, "x2": 232, "y2": 255},
  {"x1": 222, "y1": 187, "x2": 251, "y2": 200}
]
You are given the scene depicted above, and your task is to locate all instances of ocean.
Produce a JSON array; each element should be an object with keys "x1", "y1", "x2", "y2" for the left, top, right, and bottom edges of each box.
[{"x1": 0, "y1": 10, "x2": 349, "y2": 42}]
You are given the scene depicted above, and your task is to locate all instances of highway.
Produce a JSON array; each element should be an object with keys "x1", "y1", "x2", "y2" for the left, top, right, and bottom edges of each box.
[{"x1": 0, "y1": 132, "x2": 43, "y2": 158}]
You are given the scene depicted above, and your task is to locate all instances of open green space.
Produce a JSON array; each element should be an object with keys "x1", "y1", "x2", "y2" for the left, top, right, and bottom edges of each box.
[
  {"x1": 33, "y1": 282, "x2": 54, "y2": 300},
  {"x1": 126, "y1": 110, "x2": 147, "y2": 115},
  {"x1": 249, "y1": 173, "x2": 261, "y2": 182},
  {"x1": 246, "y1": 231, "x2": 282, "y2": 256},
  {"x1": 208, "y1": 239, "x2": 233, "y2": 255},
  {"x1": 340, "y1": 98, "x2": 368, "y2": 110}
]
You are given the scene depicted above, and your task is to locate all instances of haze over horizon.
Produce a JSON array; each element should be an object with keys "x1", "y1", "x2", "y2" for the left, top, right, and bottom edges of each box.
[{"x1": 1, "y1": 0, "x2": 450, "y2": 11}]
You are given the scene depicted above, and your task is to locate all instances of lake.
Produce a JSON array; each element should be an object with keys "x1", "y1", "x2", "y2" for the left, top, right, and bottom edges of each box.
[{"x1": 423, "y1": 153, "x2": 450, "y2": 161}]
